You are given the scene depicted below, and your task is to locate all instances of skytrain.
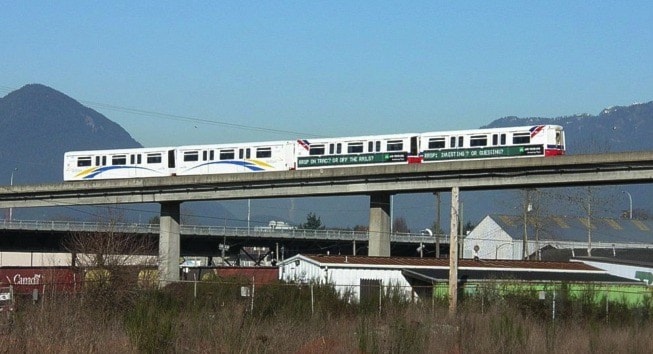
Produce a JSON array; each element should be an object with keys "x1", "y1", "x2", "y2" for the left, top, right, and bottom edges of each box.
[{"x1": 63, "y1": 125, "x2": 565, "y2": 181}]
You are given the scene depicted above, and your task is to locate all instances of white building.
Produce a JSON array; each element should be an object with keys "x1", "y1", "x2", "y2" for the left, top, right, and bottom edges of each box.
[
  {"x1": 278, "y1": 253, "x2": 642, "y2": 301},
  {"x1": 278, "y1": 254, "x2": 421, "y2": 301},
  {"x1": 464, "y1": 215, "x2": 653, "y2": 261}
]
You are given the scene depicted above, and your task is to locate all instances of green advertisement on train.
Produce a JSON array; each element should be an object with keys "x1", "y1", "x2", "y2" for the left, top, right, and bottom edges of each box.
[
  {"x1": 297, "y1": 152, "x2": 407, "y2": 168},
  {"x1": 423, "y1": 145, "x2": 544, "y2": 161}
]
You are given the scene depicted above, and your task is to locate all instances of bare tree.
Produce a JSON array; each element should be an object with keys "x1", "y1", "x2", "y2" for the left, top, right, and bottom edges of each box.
[
  {"x1": 393, "y1": 217, "x2": 410, "y2": 234},
  {"x1": 64, "y1": 207, "x2": 157, "y2": 287}
]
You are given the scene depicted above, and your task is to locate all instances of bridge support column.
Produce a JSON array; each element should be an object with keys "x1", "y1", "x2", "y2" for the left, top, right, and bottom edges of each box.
[
  {"x1": 368, "y1": 193, "x2": 391, "y2": 257},
  {"x1": 159, "y1": 201, "x2": 181, "y2": 287}
]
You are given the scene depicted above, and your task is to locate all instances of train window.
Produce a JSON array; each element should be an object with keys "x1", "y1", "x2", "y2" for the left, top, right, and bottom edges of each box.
[
  {"x1": 202, "y1": 151, "x2": 207, "y2": 161},
  {"x1": 458, "y1": 136, "x2": 464, "y2": 147},
  {"x1": 130, "y1": 155, "x2": 135, "y2": 164},
  {"x1": 246, "y1": 149, "x2": 251, "y2": 159},
  {"x1": 470, "y1": 135, "x2": 488, "y2": 147},
  {"x1": 77, "y1": 157, "x2": 92, "y2": 167},
  {"x1": 376, "y1": 141, "x2": 381, "y2": 152},
  {"x1": 387, "y1": 140, "x2": 403, "y2": 151},
  {"x1": 368, "y1": 141, "x2": 373, "y2": 152},
  {"x1": 501, "y1": 134, "x2": 506, "y2": 145},
  {"x1": 348, "y1": 142, "x2": 363, "y2": 153},
  {"x1": 450, "y1": 137, "x2": 456, "y2": 148},
  {"x1": 184, "y1": 151, "x2": 199, "y2": 162},
  {"x1": 102, "y1": 156, "x2": 107, "y2": 166},
  {"x1": 95, "y1": 156, "x2": 100, "y2": 166},
  {"x1": 336, "y1": 143, "x2": 342, "y2": 154},
  {"x1": 112, "y1": 155, "x2": 127, "y2": 165},
  {"x1": 220, "y1": 150, "x2": 235, "y2": 160},
  {"x1": 428, "y1": 138, "x2": 445, "y2": 149},
  {"x1": 329, "y1": 144, "x2": 335, "y2": 154},
  {"x1": 492, "y1": 134, "x2": 498, "y2": 145},
  {"x1": 513, "y1": 133, "x2": 530, "y2": 144},
  {"x1": 310, "y1": 145, "x2": 325, "y2": 155},
  {"x1": 147, "y1": 153, "x2": 162, "y2": 164},
  {"x1": 256, "y1": 147, "x2": 272, "y2": 158},
  {"x1": 137, "y1": 155, "x2": 142, "y2": 164},
  {"x1": 209, "y1": 150, "x2": 215, "y2": 160}
]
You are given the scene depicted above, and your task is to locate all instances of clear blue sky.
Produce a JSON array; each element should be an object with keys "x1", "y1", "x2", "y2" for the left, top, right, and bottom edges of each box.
[{"x1": 2, "y1": 1, "x2": 652, "y2": 148}]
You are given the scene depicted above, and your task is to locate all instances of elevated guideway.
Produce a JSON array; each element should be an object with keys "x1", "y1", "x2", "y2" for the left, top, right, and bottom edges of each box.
[
  {"x1": 1, "y1": 152, "x2": 652, "y2": 207},
  {"x1": 1, "y1": 151, "x2": 653, "y2": 284},
  {"x1": 0, "y1": 219, "x2": 442, "y2": 257}
]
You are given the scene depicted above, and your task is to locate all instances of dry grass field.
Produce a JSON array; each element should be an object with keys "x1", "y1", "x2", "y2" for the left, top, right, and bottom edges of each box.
[{"x1": 1, "y1": 280, "x2": 652, "y2": 353}]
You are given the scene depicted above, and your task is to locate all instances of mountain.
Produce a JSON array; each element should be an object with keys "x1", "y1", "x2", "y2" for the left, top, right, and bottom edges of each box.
[
  {"x1": 0, "y1": 84, "x2": 237, "y2": 224},
  {"x1": 482, "y1": 101, "x2": 653, "y2": 154},
  {"x1": 2, "y1": 83, "x2": 653, "y2": 230},
  {"x1": 0, "y1": 84, "x2": 141, "y2": 184}
]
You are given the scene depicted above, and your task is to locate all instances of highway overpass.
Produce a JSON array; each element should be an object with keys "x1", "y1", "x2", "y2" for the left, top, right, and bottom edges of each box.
[{"x1": 1, "y1": 151, "x2": 652, "y2": 284}]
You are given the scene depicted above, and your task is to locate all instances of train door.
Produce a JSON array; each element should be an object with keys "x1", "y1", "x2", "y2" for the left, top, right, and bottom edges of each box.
[
  {"x1": 408, "y1": 136, "x2": 421, "y2": 163},
  {"x1": 239, "y1": 148, "x2": 251, "y2": 172},
  {"x1": 168, "y1": 149, "x2": 176, "y2": 175}
]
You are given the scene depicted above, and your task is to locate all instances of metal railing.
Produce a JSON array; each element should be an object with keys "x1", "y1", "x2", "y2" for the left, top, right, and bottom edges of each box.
[{"x1": 0, "y1": 219, "x2": 446, "y2": 244}]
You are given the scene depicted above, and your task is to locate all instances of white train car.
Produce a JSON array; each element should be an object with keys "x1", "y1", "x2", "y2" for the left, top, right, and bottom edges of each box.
[
  {"x1": 64, "y1": 147, "x2": 176, "y2": 181},
  {"x1": 419, "y1": 125, "x2": 565, "y2": 162},
  {"x1": 63, "y1": 125, "x2": 566, "y2": 181},
  {"x1": 175, "y1": 140, "x2": 296, "y2": 175},
  {"x1": 294, "y1": 133, "x2": 421, "y2": 169}
]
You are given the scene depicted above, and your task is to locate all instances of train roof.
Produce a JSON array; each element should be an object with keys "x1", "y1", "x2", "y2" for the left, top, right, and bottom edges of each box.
[
  {"x1": 176, "y1": 140, "x2": 294, "y2": 150},
  {"x1": 64, "y1": 146, "x2": 177, "y2": 155},
  {"x1": 419, "y1": 124, "x2": 563, "y2": 136},
  {"x1": 301, "y1": 132, "x2": 419, "y2": 142}
]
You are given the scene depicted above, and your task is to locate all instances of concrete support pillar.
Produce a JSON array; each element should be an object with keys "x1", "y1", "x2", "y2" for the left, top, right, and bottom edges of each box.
[
  {"x1": 368, "y1": 193, "x2": 391, "y2": 257},
  {"x1": 449, "y1": 187, "x2": 459, "y2": 315},
  {"x1": 159, "y1": 201, "x2": 181, "y2": 287}
]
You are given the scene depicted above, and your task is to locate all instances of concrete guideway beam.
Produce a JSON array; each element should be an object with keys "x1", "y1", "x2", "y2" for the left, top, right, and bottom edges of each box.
[
  {"x1": 159, "y1": 201, "x2": 181, "y2": 285},
  {"x1": 368, "y1": 193, "x2": 391, "y2": 257}
]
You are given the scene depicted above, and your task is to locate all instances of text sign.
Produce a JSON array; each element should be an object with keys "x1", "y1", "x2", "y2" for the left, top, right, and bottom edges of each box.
[
  {"x1": 423, "y1": 145, "x2": 544, "y2": 161},
  {"x1": 297, "y1": 152, "x2": 407, "y2": 168}
]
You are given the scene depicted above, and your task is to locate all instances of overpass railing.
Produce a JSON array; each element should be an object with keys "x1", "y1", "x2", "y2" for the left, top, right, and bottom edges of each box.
[{"x1": 0, "y1": 219, "x2": 445, "y2": 244}]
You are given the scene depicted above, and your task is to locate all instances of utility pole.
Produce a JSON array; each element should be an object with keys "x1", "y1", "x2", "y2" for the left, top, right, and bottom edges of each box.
[
  {"x1": 587, "y1": 187, "x2": 592, "y2": 257},
  {"x1": 522, "y1": 189, "x2": 530, "y2": 260},
  {"x1": 448, "y1": 186, "x2": 459, "y2": 315},
  {"x1": 434, "y1": 192, "x2": 441, "y2": 258}
]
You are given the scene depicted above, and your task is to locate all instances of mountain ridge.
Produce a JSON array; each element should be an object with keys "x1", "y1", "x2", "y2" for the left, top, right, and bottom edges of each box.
[{"x1": 2, "y1": 84, "x2": 653, "y2": 229}]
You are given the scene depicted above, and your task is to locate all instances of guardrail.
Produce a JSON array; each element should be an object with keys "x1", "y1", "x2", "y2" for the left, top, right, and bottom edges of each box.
[{"x1": 0, "y1": 219, "x2": 447, "y2": 244}]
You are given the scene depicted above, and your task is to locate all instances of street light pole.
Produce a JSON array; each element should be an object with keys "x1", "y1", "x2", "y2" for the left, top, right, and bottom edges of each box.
[
  {"x1": 622, "y1": 191, "x2": 633, "y2": 219},
  {"x1": 9, "y1": 168, "x2": 17, "y2": 221}
]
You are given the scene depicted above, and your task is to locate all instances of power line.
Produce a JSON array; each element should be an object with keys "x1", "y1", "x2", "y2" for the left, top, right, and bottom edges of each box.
[{"x1": 1, "y1": 84, "x2": 325, "y2": 139}]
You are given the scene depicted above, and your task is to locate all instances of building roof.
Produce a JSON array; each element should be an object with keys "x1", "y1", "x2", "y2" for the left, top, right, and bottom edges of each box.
[
  {"x1": 282, "y1": 254, "x2": 639, "y2": 284},
  {"x1": 287, "y1": 254, "x2": 601, "y2": 271},
  {"x1": 485, "y1": 214, "x2": 653, "y2": 245},
  {"x1": 540, "y1": 247, "x2": 653, "y2": 264},
  {"x1": 402, "y1": 268, "x2": 639, "y2": 284}
]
